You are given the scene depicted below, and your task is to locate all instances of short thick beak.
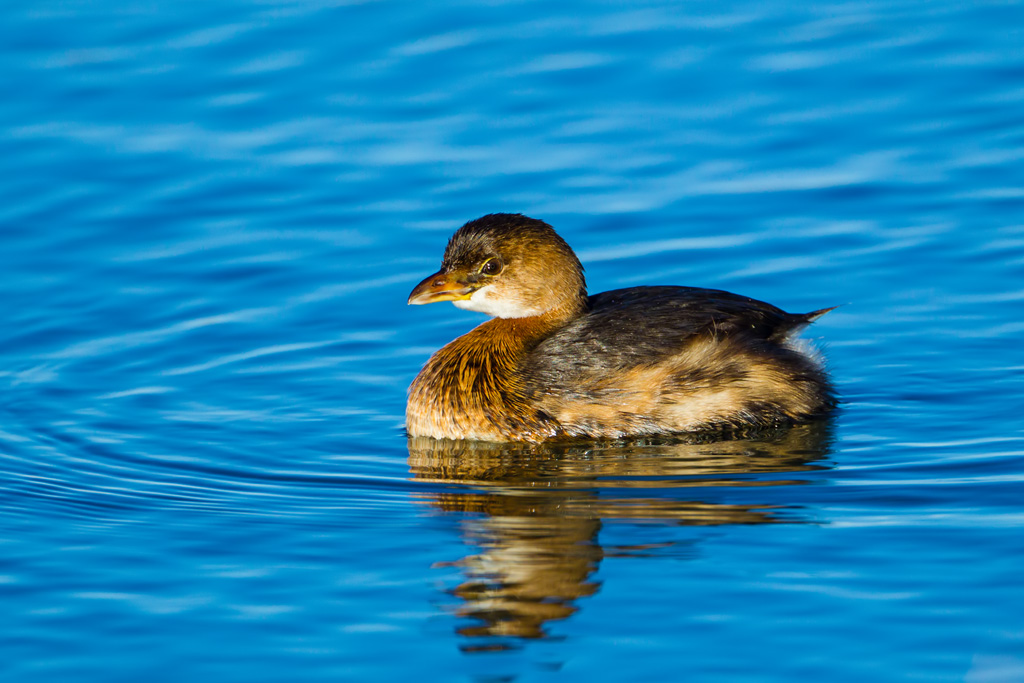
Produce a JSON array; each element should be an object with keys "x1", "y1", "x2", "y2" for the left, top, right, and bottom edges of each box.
[{"x1": 408, "y1": 270, "x2": 475, "y2": 305}]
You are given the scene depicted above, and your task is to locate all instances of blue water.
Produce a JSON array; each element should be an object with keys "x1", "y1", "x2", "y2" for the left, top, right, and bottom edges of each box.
[{"x1": 2, "y1": 0, "x2": 1023, "y2": 680}]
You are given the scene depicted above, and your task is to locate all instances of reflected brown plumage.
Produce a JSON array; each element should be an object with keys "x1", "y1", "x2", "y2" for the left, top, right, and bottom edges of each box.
[
  {"x1": 407, "y1": 214, "x2": 836, "y2": 442},
  {"x1": 407, "y1": 423, "x2": 835, "y2": 642}
]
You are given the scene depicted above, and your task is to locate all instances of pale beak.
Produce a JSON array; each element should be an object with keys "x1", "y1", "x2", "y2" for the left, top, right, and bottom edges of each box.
[{"x1": 408, "y1": 270, "x2": 476, "y2": 305}]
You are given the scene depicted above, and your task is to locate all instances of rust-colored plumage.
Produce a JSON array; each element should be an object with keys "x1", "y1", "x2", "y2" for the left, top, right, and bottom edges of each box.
[{"x1": 406, "y1": 214, "x2": 836, "y2": 442}]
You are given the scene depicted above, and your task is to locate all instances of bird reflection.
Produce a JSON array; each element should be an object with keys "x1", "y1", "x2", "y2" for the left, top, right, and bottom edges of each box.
[{"x1": 407, "y1": 422, "x2": 835, "y2": 649}]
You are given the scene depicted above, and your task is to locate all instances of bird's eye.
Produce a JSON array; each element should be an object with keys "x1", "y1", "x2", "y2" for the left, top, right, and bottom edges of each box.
[{"x1": 480, "y1": 258, "x2": 502, "y2": 276}]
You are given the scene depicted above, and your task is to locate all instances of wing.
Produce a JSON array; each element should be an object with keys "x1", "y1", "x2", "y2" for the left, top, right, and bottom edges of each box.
[
  {"x1": 525, "y1": 286, "x2": 813, "y2": 376},
  {"x1": 518, "y1": 287, "x2": 833, "y2": 437}
]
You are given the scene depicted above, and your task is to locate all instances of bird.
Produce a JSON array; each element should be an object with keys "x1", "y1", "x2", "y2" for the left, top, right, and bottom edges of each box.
[{"x1": 406, "y1": 213, "x2": 835, "y2": 442}]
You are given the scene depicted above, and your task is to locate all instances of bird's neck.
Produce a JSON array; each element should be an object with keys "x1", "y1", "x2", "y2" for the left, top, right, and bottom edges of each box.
[
  {"x1": 465, "y1": 296, "x2": 586, "y2": 352},
  {"x1": 406, "y1": 308, "x2": 580, "y2": 441}
]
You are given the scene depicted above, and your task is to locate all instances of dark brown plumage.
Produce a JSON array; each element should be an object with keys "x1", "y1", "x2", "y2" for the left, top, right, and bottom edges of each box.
[{"x1": 407, "y1": 214, "x2": 835, "y2": 442}]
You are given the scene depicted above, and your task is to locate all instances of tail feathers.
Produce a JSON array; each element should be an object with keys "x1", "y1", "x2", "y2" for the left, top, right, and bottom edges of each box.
[
  {"x1": 802, "y1": 305, "x2": 840, "y2": 323},
  {"x1": 770, "y1": 305, "x2": 839, "y2": 342}
]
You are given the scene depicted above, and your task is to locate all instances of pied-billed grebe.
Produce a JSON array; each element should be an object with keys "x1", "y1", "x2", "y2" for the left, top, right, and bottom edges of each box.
[{"x1": 407, "y1": 214, "x2": 835, "y2": 442}]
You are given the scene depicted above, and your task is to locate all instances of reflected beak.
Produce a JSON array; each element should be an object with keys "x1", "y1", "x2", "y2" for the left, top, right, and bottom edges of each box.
[{"x1": 408, "y1": 270, "x2": 476, "y2": 305}]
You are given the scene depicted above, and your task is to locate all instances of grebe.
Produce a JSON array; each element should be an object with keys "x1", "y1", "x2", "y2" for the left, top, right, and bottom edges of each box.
[{"x1": 406, "y1": 214, "x2": 835, "y2": 442}]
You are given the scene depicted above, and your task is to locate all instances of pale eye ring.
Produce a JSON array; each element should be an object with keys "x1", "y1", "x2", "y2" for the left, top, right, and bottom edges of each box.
[{"x1": 480, "y1": 257, "x2": 502, "y2": 276}]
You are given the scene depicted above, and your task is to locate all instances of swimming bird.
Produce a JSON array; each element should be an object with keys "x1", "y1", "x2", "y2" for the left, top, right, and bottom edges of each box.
[{"x1": 406, "y1": 213, "x2": 835, "y2": 442}]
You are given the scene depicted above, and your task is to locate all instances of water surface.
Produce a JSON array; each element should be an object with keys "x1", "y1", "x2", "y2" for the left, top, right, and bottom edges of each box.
[{"x1": 2, "y1": 1, "x2": 1023, "y2": 681}]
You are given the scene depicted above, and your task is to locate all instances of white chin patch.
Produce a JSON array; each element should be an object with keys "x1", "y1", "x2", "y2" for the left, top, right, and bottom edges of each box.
[{"x1": 452, "y1": 287, "x2": 544, "y2": 318}]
